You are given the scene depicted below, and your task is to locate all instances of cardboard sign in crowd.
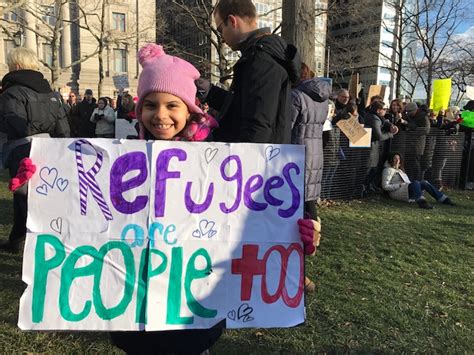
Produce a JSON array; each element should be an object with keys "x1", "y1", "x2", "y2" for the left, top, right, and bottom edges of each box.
[{"x1": 19, "y1": 139, "x2": 306, "y2": 331}]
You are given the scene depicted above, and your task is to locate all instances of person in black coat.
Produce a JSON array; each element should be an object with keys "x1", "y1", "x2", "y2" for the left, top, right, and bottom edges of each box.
[
  {"x1": 362, "y1": 101, "x2": 398, "y2": 194},
  {"x1": 404, "y1": 102, "x2": 430, "y2": 181},
  {"x1": 196, "y1": 0, "x2": 300, "y2": 144},
  {"x1": 0, "y1": 47, "x2": 70, "y2": 253},
  {"x1": 76, "y1": 88, "x2": 97, "y2": 138}
]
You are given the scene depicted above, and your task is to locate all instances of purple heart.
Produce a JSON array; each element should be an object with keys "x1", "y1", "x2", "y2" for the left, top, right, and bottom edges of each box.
[
  {"x1": 56, "y1": 178, "x2": 69, "y2": 191},
  {"x1": 265, "y1": 146, "x2": 280, "y2": 162},
  {"x1": 199, "y1": 220, "x2": 215, "y2": 236},
  {"x1": 192, "y1": 229, "x2": 201, "y2": 238},
  {"x1": 36, "y1": 184, "x2": 49, "y2": 196},
  {"x1": 39, "y1": 167, "x2": 58, "y2": 188}
]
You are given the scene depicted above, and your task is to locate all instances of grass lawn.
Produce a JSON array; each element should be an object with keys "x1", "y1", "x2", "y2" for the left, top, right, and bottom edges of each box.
[{"x1": 0, "y1": 170, "x2": 472, "y2": 354}]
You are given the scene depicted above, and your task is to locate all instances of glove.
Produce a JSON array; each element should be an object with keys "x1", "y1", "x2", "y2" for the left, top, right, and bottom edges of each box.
[
  {"x1": 297, "y1": 217, "x2": 321, "y2": 256},
  {"x1": 9, "y1": 158, "x2": 37, "y2": 192},
  {"x1": 195, "y1": 78, "x2": 211, "y2": 102}
]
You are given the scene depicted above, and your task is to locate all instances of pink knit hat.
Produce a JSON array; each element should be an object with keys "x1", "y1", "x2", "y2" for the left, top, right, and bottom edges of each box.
[{"x1": 136, "y1": 43, "x2": 203, "y2": 138}]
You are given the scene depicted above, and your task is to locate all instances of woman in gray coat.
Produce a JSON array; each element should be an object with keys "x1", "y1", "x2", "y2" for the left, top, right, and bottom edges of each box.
[{"x1": 291, "y1": 76, "x2": 331, "y2": 217}]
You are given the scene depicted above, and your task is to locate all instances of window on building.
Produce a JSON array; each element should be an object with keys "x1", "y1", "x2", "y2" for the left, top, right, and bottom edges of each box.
[
  {"x1": 112, "y1": 12, "x2": 126, "y2": 32},
  {"x1": 42, "y1": 6, "x2": 56, "y2": 26},
  {"x1": 380, "y1": 67, "x2": 392, "y2": 75},
  {"x1": 43, "y1": 43, "x2": 53, "y2": 66},
  {"x1": 3, "y1": 11, "x2": 18, "y2": 22},
  {"x1": 114, "y1": 48, "x2": 127, "y2": 73},
  {"x1": 4, "y1": 39, "x2": 16, "y2": 62}
]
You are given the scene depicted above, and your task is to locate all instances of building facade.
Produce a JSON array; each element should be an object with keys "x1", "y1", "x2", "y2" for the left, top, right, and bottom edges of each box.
[
  {"x1": 0, "y1": 0, "x2": 156, "y2": 98},
  {"x1": 327, "y1": 0, "x2": 416, "y2": 100}
]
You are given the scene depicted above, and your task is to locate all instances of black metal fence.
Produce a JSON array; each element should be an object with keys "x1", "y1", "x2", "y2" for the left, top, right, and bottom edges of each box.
[{"x1": 321, "y1": 128, "x2": 465, "y2": 200}]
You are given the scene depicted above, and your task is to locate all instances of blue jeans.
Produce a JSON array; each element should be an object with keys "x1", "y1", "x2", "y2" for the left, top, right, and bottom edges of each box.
[{"x1": 408, "y1": 180, "x2": 445, "y2": 202}]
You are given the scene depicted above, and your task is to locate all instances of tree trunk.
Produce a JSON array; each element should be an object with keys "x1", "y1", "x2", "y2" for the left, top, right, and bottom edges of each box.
[
  {"x1": 97, "y1": 0, "x2": 107, "y2": 98},
  {"x1": 281, "y1": 0, "x2": 315, "y2": 70}
]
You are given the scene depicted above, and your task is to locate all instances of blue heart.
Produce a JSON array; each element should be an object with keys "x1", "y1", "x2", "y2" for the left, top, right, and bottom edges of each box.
[{"x1": 36, "y1": 184, "x2": 49, "y2": 196}]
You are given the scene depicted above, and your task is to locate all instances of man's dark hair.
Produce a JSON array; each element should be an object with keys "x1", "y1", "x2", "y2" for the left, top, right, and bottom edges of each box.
[
  {"x1": 370, "y1": 100, "x2": 385, "y2": 112},
  {"x1": 214, "y1": 0, "x2": 257, "y2": 20},
  {"x1": 370, "y1": 95, "x2": 383, "y2": 103}
]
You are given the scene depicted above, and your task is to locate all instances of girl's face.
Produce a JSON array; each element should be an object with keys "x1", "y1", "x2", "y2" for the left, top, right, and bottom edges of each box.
[
  {"x1": 391, "y1": 154, "x2": 401, "y2": 169},
  {"x1": 98, "y1": 100, "x2": 106, "y2": 109},
  {"x1": 141, "y1": 92, "x2": 190, "y2": 140},
  {"x1": 391, "y1": 101, "x2": 400, "y2": 113}
]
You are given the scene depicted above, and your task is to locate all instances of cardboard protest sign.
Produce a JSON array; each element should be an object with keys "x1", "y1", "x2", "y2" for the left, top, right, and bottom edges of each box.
[
  {"x1": 113, "y1": 75, "x2": 130, "y2": 90},
  {"x1": 349, "y1": 128, "x2": 372, "y2": 148},
  {"x1": 430, "y1": 78, "x2": 452, "y2": 113},
  {"x1": 19, "y1": 139, "x2": 306, "y2": 331},
  {"x1": 336, "y1": 114, "x2": 368, "y2": 144},
  {"x1": 349, "y1": 73, "x2": 359, "y2": 99},
  {"x1": 366, "y1": 85, "x2": 386, "y2": 107}
]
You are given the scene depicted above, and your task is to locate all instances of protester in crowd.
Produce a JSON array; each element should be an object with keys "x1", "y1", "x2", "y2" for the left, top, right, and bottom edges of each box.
[
  {"x1": 66, "y1": 91, "x2": 80, "y2": 137},
  {"x1": 90, "y1": 97, "x2": 116, "y2": 138},
  {"x1": 291, "y1": 65, "x2": 330, "y2": 216},
  {"x1": 382, "y1": 152, "x2": 455, "y2": 209},
  {"x1": 76, "y1": 88, "x2": 97, "y2": 138},
  {"x1": 404, "y1": 102, "x2": 430, "y2": 181},
  {"x1": 116, "y1": 89, "x2": 136, "y2": 121},
  {"x1": 196, "y1": 0, "x2": 300, "y2": 144},
  {"x1": 321, "y1": 100, "x2": 340, "y2": 199},
  {"x1": 106, "y1": 96, "x2": 116, "y2": 110},
  {"x1": 0, "y1": 47, "x2": 69, "y2": 253},
  {"x1": 362, "y1": 101, "x2": 398, "y2": 195},
  {"x1": 386, "y1": 99, "x2": 407, "y2": 127},
  {"x1": 334, "y1": 88, "x2": 350, "y2": 115},
  {"x1": 109, "y1": 42, "x2": 318, "y2": 355}
]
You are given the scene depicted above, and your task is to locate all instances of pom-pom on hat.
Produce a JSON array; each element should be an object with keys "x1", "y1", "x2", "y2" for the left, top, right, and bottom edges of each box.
[{"x1": 136, "y1": 43, "x2": 203, "y2": 131}]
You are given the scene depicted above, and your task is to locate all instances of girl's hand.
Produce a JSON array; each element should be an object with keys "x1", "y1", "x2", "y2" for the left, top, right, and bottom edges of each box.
[
  {"x1": 297, "y1": 217, "x2": 322, "y2": 256},
  {"x1": 9, "y1": 158, "x2": 37, "y2": 192}
]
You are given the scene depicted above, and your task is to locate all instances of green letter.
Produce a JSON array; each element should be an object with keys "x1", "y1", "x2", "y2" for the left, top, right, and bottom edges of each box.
[
  {"x1": 59, "y1": 245, "x2": 99, "y2": 322},
  {"x1": 166, "y1": 247, "x2": 193, "y2": 324},
  {"x1": 93, "y1": 241, "x2": 136, "y2": 320},
  {"x1": 136, "y1": 247, "x2": 167, "y2": 324},
  {"x1": 185, "y1": 248, "x2": 217, "y2": 318},
  {"x1": 32, "y1": 234, "x2": 65, "y2": 323}
]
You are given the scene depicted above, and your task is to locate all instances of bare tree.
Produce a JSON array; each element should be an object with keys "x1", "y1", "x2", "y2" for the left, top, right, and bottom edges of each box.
[
  {"x1": 408, "y1": 0, "x2": 466, "y2": 105},
  {"x1": 281, "y1": 0, "x2": 315, "y2": 69}
]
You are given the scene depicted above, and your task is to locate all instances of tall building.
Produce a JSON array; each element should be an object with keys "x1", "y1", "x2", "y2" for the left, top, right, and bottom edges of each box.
[
  {"x1": 159, "y1": 0, "x2": 328, "y2": 84},
  {"x1": 327, "y1": 0, "x2": 416, "y2": 100},
  {"x1": 0, "y1": 0, "x2": 156, "y2": 97}
]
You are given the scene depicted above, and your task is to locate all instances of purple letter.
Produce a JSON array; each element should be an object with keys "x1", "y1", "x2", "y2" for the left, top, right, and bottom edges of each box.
[
  {"x1": 110, "y1": 152, "x2": 148, "y2": 214},
  {"x1": 244, "y1": 174, "x2": 267, "y2": 211},
  {"x1": 219, "y1": 155, "x2": 242, "y2": 213},
  {"x1": 155, "y1": 149, "x2": 187, "y2": 217},
  {"x1": 264, "y1": 176, "x2": 284, "y2": 206},
  {"x1": 278, "y1": 163, "x2": 301, "y2": 218},
  {"x1": 185, "y1": 182, "x2": 214, "y2": 213}
]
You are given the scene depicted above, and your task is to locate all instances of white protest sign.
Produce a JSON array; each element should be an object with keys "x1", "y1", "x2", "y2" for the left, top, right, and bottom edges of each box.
[
  {"x1": 113, "y1": 75, "x2": 130, "y2": 90},
  {"x1": 19, "y1": 138, "x2": 306, "y2": 331}
]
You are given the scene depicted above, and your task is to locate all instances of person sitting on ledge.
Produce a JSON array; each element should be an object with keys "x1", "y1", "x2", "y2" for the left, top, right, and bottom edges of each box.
[{"x1": 381, "y1": 152, "x2": 455, "y2": 209}]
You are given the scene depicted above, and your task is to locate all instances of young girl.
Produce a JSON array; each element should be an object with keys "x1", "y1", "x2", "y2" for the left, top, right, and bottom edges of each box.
[
  {"x1": 109, "y1": 43, "x2": 319, "y2": 354},
  {"x1": 90, "y1": 97, "x2": 116, "y2": 138}
]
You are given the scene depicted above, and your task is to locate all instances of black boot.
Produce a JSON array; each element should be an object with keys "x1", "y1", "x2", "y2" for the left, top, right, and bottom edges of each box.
[
  {"x1": 442, "y1": 197, "x2": 456, "y2": 206},
  {"x1": 417, "y1": 199, "x2": 433, "y2": 209}
]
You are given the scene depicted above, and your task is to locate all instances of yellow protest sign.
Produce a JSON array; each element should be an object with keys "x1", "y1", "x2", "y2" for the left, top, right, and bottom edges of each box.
[{"x1": 430, "y1": 78, "x2": 451, "y2": 113}]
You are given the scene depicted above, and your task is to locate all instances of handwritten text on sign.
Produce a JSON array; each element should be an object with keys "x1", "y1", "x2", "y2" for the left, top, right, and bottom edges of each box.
[{"x1": 19, "y1": 139, "x2": 305, "y2": 331}]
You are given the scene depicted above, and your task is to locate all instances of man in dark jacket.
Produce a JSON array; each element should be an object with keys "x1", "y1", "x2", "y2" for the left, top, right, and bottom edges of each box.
[
  {"x1": 197, "y1": 0, "x2": 300, "y2": 144},
  {"x1": 76, "y1": 88, "x2": 97, "y2": 138},
  {"x1": 404, "y1": 102, "x2": 430, "y2": 180},
  {"x1": 0, "y1": 47, "x2": 69, "y2": 253}
]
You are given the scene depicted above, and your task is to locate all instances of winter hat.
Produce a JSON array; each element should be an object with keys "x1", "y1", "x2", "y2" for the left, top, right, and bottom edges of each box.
[
  {"x1": 405, "y1": 102, "x2": 418, "y2": 113},
  {"x1": 463, "y1": 100, "x2": 474, "y2": 111},
  {"x1": 136, "y1": 43, "x2": 203, "y2": 136}
]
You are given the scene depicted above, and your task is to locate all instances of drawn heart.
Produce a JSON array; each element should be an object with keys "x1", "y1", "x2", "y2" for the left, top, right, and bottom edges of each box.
[
  {"x1": 199, "y1": 219, "x2": 215, "y2": 236},
  {"x1": 208, "y1": 230, "x2": 217, "y2": 238},
  {"x1": 205, "y1": 148, "x2": 218, "y2": 164},
  {"x1": 56, "y1": 178, "x2": 69, "y2": 191},
  {"x1": 265, "y1": 146, "x2": 280, "y2": 162},
  {"x1": 192, "y1": 229, "x2": 201, "y2": 238},
  {"x1": 36, "y1": 184, "x2": 49, "y2": 196},
  {"x1": 237, "y1": 303, "x2": 254, "y2": 320},
  {"x1": 243, "y1": 315, "x2": 254, "y2": 323},
  {"x1": 50, "y1": 217, "x2": 62, "y2": 234},
  {"x1": 227, "y1": 310, "x2": 236, "y2": 321},
  {"x1": 40, "y1": 167, "x2": 58, "y2": 188}
]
